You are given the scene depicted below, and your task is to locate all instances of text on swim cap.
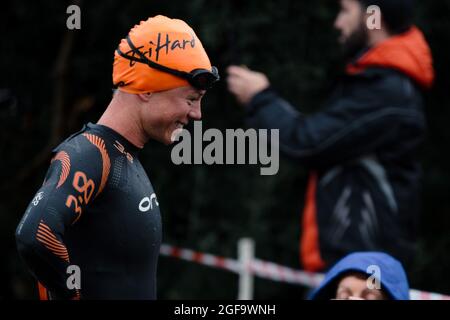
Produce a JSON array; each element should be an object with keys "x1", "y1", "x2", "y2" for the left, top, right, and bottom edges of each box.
[{"x1": 126, "y1": 32, "x2": 196, "y2": 65}]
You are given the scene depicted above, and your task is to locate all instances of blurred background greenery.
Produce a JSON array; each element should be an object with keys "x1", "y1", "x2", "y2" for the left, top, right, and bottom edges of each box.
[{"x1": 1, "y1": 0, "x2": 449, "y2": 299}]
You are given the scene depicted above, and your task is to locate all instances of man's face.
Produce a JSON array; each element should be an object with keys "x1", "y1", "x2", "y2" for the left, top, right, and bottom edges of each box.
[
  {"x1": 335, "y1": 273, "x2": 388, "y2": 300},
  {"x1": 140, "y1": 86, "x2": 205, "y2": 145},
  {"x1": 334, "y1": 0, "x2": 369, "y2": 57}
]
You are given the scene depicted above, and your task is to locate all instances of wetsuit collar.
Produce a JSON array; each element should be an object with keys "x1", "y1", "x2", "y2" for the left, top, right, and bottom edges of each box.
[{"x1": 86, "y1": 122, "x2": 141, "y2": 156}]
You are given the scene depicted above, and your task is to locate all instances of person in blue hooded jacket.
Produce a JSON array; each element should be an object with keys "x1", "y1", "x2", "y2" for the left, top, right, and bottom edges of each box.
[{"x1": 309, "y1": 252, "x2": 410, "y2": 300}]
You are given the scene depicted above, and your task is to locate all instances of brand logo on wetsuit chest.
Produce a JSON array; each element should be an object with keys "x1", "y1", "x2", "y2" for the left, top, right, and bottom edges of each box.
[{"x1": 139, "y1": 193, "x2": 159, "y2": 212}]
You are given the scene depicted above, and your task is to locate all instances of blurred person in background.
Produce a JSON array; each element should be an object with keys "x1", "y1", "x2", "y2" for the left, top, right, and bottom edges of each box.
[
  {"x1": 15, "y1": 15, "x2": 218, "y2": 300},
  {"x1": 227, "y1": 0, "x2": 434, "y2": 273},
  {"x1": 309, "y1": 252, "x2": 410, "y2": 300}
]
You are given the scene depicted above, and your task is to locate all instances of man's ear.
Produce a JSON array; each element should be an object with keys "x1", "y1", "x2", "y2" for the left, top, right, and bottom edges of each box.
[{"x1": 138, "y1": 92, "x2": 153, "y2": 102}]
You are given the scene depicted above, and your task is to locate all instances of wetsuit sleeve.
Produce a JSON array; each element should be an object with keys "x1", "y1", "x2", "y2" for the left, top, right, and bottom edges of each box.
[{"x1": 15, "y1": 133, "x2": 111, "y2": 299}]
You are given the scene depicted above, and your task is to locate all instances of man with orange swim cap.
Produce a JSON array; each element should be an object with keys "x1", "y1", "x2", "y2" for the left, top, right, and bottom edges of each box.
[
  {"x1": 113, "y1": 14, "x2": 219, "y2": 96},
  {"x1": 16, "y1": 15, "x2": 218, "y2": 300}
]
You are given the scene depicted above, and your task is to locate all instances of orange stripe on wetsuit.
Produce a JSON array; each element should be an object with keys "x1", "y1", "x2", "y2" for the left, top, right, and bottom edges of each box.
[
  {"x1": 51, "y1": 151, "x2": 71, "y2": 188},
  {"x1": 82, "y1": 133, "x2": 111, "y2": 198},
  {"x1": 36, "y1": 221, "x2": 81, "y2": 300},
  {"x1": 36, "y1": 221, "x2": 70, "y2": 263}
]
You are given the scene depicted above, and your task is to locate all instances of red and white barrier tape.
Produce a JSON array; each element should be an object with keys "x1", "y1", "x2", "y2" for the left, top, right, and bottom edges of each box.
[
  {"x1": 159, "y1": 243, "x2": 450, "y2": 300},
  {"x1": 160, "y1": 243, "x2": 241, "y2": 274}
]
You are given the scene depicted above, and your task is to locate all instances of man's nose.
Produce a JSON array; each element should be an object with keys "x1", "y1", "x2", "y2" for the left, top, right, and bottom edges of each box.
[
  {"x1": 188, "y1": 103, "x2": 202, "y2": 120},
  {"x1": 334, "y1": 17, "x2": 341, "y2": 30},
  {"x1": 334, "y1": 14, "x2": 344, "y2": 31}
]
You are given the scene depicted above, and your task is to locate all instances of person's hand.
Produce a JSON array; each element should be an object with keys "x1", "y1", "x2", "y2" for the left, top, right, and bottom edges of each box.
[{"x1": 226, "y1": 65, "x2": 270, "y2": 106}]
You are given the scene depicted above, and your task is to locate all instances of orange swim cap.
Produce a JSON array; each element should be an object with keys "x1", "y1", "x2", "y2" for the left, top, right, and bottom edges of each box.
[{"x1": 113, "y1": 15, "x2": 213, "y2": 94}]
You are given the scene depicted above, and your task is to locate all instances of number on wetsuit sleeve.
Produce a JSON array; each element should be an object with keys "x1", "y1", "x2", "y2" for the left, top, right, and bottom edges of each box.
[
  {"x1": 65, "y1": 171, "x2": 96, "y2": 224},
  {"x1": 72, "y1": 171, "x2": 95, "y2": 203}
]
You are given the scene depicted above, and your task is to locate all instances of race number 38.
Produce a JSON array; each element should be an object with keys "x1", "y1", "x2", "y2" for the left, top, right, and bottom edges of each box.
[{"x1": 65, "y1": 171, "x2": 95, "y2": 224}]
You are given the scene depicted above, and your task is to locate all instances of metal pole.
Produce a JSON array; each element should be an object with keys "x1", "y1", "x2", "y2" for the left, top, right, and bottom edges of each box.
[{"x1": 237, "y1": 238, "x2": 254, "y2": 300}]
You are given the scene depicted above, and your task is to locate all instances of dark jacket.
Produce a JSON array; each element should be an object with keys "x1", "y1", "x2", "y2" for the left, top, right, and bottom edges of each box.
[
  {"x1": 309, "y1": 252, "x2": 410, "y2": 300},
  {"x1": 246, "y1": 27, "x2": 434, "y2": 271}
]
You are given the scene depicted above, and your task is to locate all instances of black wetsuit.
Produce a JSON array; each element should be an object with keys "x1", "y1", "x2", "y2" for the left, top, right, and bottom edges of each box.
[{"x1": 16, "y1": 123, "x2": 162, "y2": 299}]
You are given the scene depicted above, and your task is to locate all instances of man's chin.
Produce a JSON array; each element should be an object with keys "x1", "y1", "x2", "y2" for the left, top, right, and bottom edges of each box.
[
  {"x1": 170, "y1": 128, "x2": 184, "y2": 144},
  {"x1": 162, "y1": 135, "x2": 175, "y2": 146},
  {"x1": 164, "y1": 140, "x2": 173, "y2": 146},
  {"x1": 339, "y1": 28, "x2": 368, "y2": 60},
  {"x1": 148, "y1": 129, "x2": 183, "y2": 145}
]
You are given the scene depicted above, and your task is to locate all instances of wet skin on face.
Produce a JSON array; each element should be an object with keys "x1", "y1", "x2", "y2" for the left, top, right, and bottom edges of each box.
[{"x1": 140, "y1": 86, "x2": 206, "y2": 145}]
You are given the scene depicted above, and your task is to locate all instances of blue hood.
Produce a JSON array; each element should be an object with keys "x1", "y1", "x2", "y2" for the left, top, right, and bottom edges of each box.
[{"x1": 309, "y1": 252, "x2": 410, "y2": 300}]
